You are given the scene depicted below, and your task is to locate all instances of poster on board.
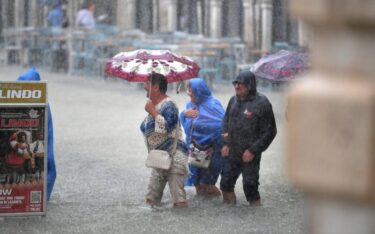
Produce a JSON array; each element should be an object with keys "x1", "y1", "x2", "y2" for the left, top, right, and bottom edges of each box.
[{"x1": 0, "y1": 82, "x2": 47, "y2": 216}]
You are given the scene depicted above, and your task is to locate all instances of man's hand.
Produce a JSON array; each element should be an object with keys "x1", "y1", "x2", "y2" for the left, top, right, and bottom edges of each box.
[
  {"x1": 222, "y1": 133, "x2": 229, "y2": 142},
  {"x1": 221, "y1": 145, "x2": 229, "y2": 157},
  {"x1": 145, "y1": 100, "x2": 157, "y2": 118},
  {"x1": 242, "y1": 149, "x2": 255, "y2": 163},
  {"x1": 184, "y1": 108, "x2": 199, "y2": 118}
]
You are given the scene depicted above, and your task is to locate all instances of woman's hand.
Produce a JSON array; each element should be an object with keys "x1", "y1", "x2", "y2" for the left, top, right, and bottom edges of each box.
[
  {"x1": 184, "y1": 108, "x2": 199, "y2": 118},
  {"x1": 145, "y1": 100, "x2": 158, "y2": 118}
]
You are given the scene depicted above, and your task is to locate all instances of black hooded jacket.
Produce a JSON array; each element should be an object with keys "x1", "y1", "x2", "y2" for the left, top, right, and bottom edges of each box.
[{"x1": 222, "y1": 71, "x2": 277, "y2": 158}]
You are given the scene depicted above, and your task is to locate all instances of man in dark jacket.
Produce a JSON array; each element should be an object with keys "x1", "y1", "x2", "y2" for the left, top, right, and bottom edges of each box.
[{"x1": 220, "y1": 70, "x2": 277, "y2": 206}]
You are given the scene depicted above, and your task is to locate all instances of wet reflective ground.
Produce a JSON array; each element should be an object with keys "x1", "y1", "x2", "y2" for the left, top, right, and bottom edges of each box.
[{"x1": 0, "y1": 66, "x2": 305, "y2": 233}]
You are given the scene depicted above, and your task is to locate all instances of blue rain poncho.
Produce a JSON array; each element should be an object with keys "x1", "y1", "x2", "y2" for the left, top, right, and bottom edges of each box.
[
  {"x1": 180, "y1": 78, "x2": 225, "y2": 186},
  {"x1": 17, "y1": 67, "x2": 56, "y2": 200},
  {"x1": 47, "y1": 4, "x2": 64, "y2": 27}
]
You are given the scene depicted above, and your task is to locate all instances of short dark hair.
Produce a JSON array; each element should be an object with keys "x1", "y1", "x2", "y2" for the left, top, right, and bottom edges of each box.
[
  {"x1": 149, "y1": 73, "x2": 167, "y2": 94},
  {"x1": 17, "y1": 132, "x2": 27, "y2": 141},
  {"x1": 81, "y1": 0, "x2": 95, "y2": 9}
]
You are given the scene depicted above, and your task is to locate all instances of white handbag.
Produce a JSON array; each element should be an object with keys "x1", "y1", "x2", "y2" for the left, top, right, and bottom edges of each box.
[
  {"x1": 188, "y1": 141, "x2": 213, "y2": 169},
  {"x1": 145, "y1": 121, "x2": 180, "y2": 170},
  {"x1": 188, "y1": 120, "x2": 213, "y2": 168},
  {"x1": 145, "y1": 149, "x2": 172, "y2": 170}
]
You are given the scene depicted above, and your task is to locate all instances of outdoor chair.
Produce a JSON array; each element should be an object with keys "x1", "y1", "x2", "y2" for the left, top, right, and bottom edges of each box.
[
  {"x1": 197, "y1": 48, "x2": 220, "y2": 89},
  {"x1": 3, "y1": 28, "x2": 22, "y2": 65},
  {"x1": 216, "y1": 56, "x2": 237, "y2": 83}
]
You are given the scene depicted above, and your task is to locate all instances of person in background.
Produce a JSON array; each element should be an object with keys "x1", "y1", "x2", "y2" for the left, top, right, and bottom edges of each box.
[
  {"x1": 180, "y1": 78, "x2": 224, "y2": 197},
  {"x1": 17, "y1": 67, "x2": 56, "y2": 201},
  {"x1": 29, "y1": 131, "x2": 45, "y2": 181},
  {"x1": 75, "y1": 0, "x2": 96, "y2": 29},
  {"x1": 61, "y1": 6, "x2": 70, "y2": 28},
  {"x1": 47, "y1": 2, "x2": 64, "y2": 28},
  {"x1": 140, "y1": 73, "x2": 188, "y2": 208},
  {"x1": 220, "y1": 70, "x2": 277, "y2": 206}
]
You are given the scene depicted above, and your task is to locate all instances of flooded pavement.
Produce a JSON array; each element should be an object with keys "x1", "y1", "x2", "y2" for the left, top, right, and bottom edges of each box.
[{"x1": 0, "y1": 66, "x2": 305, "y2": 234}]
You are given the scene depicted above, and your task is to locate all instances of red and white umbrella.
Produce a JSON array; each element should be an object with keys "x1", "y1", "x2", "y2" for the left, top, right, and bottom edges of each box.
[{"x1": 105, "y1": 49, "x2": 200, "y2": 83}]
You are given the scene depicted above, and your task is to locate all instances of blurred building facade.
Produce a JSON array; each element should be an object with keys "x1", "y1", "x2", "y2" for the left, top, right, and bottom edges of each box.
[
  {"x1": 287, "y1": 0, "x2": 375, "y2": 233},
  {"x1": 0, "y1": 0, "x2": 308, "y2": 60}
]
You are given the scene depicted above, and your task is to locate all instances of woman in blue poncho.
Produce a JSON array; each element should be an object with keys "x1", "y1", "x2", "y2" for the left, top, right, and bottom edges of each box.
[
  {"x1": 17, "y1": 67, "x2": 56, "y2": 201},
  {"x1": 180, "y1": 78, "x2": 225, "y2": 197}
]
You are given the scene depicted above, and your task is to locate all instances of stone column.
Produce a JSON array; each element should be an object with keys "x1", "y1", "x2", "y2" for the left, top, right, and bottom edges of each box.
[
  {"x1": 158, "y1": 1, "x2": 167, "y2": 32},
  {"x1": 180, "y1": 1, "x2": 190, "y2": 32},
  {"x1": 158, "y1": 0, "x2": 177, "y2": 32},
  {"x1": 166, "y1": 0, "x2": 177, "y2": 32},
  {"x1": 197, "y1": 0, "x2": 203, "y2": 34},
  {"x1": 43, "y1": 4, "x2": 49, "y2": 27},
  {"x1": 29, "y1": 0, "x2": 38, "y2": 27},
  {"x1": 152, "y1": 0, "x2": 159, "y2": 32},
  {"x1": 203, "y1": 0, "x2": 211, "y2": 36},
  {"x1": 209, "y1": 0, "x2": 223, "y2": 38},
  {"x1": 138, "y1": 0, "x2": 153, "y2": 33},
  {"x1": 188, "y1": 0, "x2": 198, "y2": 34},
  {"x1": 14, "y1": 0, "x2": 22, "y2": 28},
  {"x1": 225, "y1": 0, "x2": 241, "y2": 38},
  {"x1": 273, "y1": 0, "x2": 288, "y2": 42},
  {"x1": 1, "y1": 1, "x2": 7, "y2": 28},
  {"x1": 66, "y1": 0, "x2": 81, "y2": 28},
  {"x1": 117, "y1": 0, "x2": 136, "y2": 30},
  {"x1": 287, "y1": 0, "x2": 375, "y2": 233},
  {"x1": 297, "y1": 20, "x2": 311, "y2": 48},
  {"x1": 260, "y1": 0, "x2": 273, "y2": 52},
  {"x1": 243, "y1": 0, "x2": 256, "y2": 49},
  {"x1": 253, "y1": 0, "x2": 261, "y2": 49}
]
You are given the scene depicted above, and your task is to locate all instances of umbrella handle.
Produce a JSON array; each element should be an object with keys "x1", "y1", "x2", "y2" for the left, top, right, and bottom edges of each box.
[{"x1": 176, "y1": 82, "x2": 182, "y2": 94}]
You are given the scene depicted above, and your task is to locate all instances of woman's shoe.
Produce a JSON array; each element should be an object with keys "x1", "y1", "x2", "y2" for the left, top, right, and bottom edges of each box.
[
  {"x1": 249, "y1": 198, "x2": 261, "y2": 206},
  {"x1": 173, "y1": 201, "x2": 188, "y2": 208},
  {"x1": 206, "y1": 185, "x2": 221, "y2": 197},
  {"x1": 146, "y1": 199, "x2": 160, "y2": 206},
  {"x1": 222, "y1": 192, "x2": 236, "y2": 204},
  {"x1": 195, "y1": 184, "x2": 206, "y2": 196}
]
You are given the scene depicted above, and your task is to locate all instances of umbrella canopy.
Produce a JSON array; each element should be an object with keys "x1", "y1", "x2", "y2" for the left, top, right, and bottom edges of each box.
[
  {"x1": 251, "y1": 50, "x2": 310, "y2": 83},
  {"x1": 105, "y1": 49, "x2": 200, "y2": 83}
]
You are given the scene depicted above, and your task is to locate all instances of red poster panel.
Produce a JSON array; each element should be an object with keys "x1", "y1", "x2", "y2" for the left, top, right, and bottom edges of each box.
[{"x1": 0, "y1": 82, "x2": 47, "y2": 216}]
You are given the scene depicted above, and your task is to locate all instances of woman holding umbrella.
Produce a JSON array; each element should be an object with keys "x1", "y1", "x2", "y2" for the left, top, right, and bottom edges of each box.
[
  {"x1": 106, "y1": 49, "x2": 201, "y2": 207},
  {"x1": 140, "y1": 73, "x2": 189, "y2": 208},
  {"x1": 180, "y1": 78, "x2": 225, "y2": 197}
]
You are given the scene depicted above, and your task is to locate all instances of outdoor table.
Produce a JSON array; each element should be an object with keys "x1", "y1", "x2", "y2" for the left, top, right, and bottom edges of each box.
[
  {"x1": 90, "y1": 39, "x2": 119, "y2": 58},
  {"x1": 23, "y1": 29, "x2": 44, "y2": 66},
  {"x1": 48, "y1": 34, "x2": 68, "y2": 72},
  {"x1": 3, "y1": 28, "x2": 22, "y2": 64},
  {"x1": 67, "y1": 31, "x2": 90, "y2": 75},
  {"x1": 89, "y1": 38, "x2": 121, "y2": 76}
]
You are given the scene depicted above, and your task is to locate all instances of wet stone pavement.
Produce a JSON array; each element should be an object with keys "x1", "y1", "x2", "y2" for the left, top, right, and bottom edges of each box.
[{"x1": 0, "y1": 66, "x2": 305, "y2": 234}]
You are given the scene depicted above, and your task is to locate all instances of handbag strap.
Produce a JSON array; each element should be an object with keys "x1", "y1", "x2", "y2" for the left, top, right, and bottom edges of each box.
[
  {"x1": 188, "y1": 110, "x2": 214, "y2": 150},
  {"x1": 146, "y1": 100, "x2": 180, "y2": 155},
  {"x1": 170, "y1": 100, "x2": 181, "y2": 156},
  {"x1": 189, "y1": 117, "x2": 195, "y2": 146},
  {"x1": 170, "y1": 120, "x2": 180, "y2": 156},
  {"x1": 145, "y1": 120, "x2": 180, "y2": 156}
]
